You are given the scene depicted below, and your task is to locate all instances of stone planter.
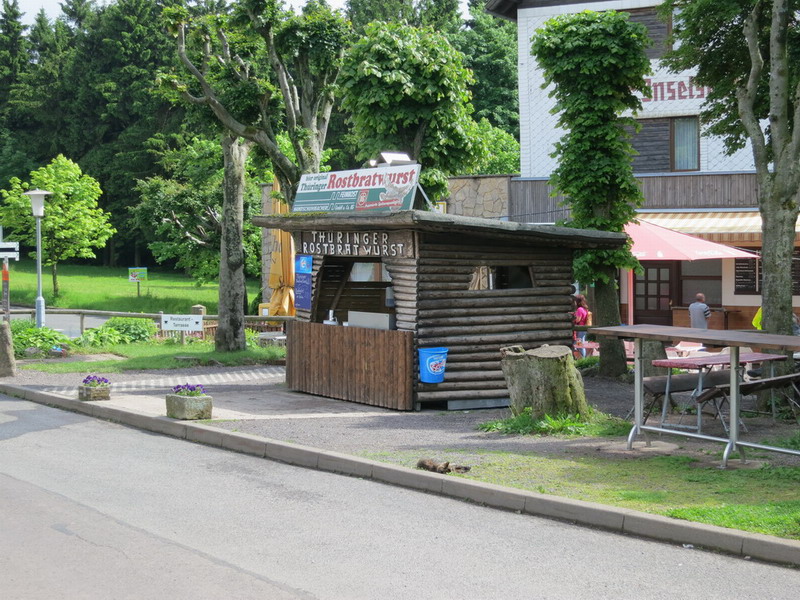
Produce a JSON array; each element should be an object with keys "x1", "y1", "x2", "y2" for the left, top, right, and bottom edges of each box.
[
  {"x1": 78, "y1": 385, "x2": 111, "y2": 401},
  {"x1": 165, "y1": 393, "x2": 213, "y2": 420}
]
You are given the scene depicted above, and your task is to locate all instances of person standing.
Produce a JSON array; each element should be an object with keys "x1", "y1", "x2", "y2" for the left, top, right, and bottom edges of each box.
[
  {"x1": 689, "y1": 293, "x2": 712, "y2": 329},
  {"x1": 573, "y1": 294, "x2": 590, "y2": 356}
]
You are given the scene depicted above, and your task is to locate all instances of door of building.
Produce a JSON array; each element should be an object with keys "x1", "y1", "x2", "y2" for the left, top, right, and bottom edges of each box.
[{"x1": 634, "y1": 262, "x2": 676, "y2": 325}]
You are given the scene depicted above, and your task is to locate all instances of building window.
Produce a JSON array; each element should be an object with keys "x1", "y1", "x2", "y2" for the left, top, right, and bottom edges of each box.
[
  {"x1": 672, "y1": 117, "x2": 699, "y2": 171},
  {"x1": 630, "y1": 117, "x2": 700, "y2": 173},
  {"x1": 680, "y1": 260, "x2": 721, "y2": 305}
]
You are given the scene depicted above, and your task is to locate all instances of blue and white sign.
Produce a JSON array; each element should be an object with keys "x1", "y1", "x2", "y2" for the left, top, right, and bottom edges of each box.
[{"x1": 295, "y1": 254, "x2": 313, "y2": 311}]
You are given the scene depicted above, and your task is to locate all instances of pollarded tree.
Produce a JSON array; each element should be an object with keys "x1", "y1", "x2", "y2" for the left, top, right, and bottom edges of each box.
[
  {"x1": 165, "y1": 0, "x2": 351, "y2": 202},
  {"x1": 339, "y1": 21, "x2": 485, "y2": 200},
  {"x1": 132, "y1": 135, "x2": 263, "y2": 284},
  {"x1": 531, "y1": 11, "x2": 651, "y2": 377},
  {"x1": 0, "y1": 155, "x2": 115, "y2": 297},
  {"x1": 661, "y1": 0, "x2": 800, "y2": 337}
]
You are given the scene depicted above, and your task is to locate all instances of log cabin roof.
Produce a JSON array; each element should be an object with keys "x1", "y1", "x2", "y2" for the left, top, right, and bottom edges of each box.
[{"x1": 253, "y1": 210, "x2": 627, "y2": 249}]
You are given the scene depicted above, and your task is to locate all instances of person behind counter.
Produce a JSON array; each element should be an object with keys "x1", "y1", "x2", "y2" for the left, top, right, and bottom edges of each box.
[{"x1": 688, "y1": 293, "x2": 711, "y2": 329}]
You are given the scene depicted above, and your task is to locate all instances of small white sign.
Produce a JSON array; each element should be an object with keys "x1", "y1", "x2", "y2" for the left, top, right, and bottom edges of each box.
[{"x1": 161, "y1": 314, "x2": 203, "y2": 332}]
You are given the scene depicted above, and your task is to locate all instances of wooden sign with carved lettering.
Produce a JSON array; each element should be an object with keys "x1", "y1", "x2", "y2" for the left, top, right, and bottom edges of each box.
[{"x1": 298, "y1": 230, "x2": 416, "y2": 259}]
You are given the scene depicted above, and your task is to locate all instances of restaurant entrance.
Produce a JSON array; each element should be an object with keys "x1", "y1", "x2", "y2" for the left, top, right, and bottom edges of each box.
[{"x1": 633, "y1": 261, "x2": 677, "y2": 325}]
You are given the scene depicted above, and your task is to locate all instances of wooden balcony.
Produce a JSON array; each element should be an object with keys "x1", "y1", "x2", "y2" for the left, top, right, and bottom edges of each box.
[{"x1": 509, "y1": 172, "x2": 758, "y2": 224}]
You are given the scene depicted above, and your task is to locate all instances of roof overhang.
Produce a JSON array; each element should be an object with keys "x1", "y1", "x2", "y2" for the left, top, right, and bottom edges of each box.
[
  {"x1": 485, "y1": 0, "x2": 522, "y2": 21},
  {"x1": 254, "y1": 210, "x2": 627, "y2": 250}
]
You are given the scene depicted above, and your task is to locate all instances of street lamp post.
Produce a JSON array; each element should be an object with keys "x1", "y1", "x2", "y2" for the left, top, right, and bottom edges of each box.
[{"x1": 23, "y1": 189, "x2": 51, "y2": 328}]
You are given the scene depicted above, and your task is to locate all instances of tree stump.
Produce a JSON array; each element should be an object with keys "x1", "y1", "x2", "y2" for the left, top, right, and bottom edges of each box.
[{"x1": 500, "y1": 345, "x2": 589, "y2": 418}]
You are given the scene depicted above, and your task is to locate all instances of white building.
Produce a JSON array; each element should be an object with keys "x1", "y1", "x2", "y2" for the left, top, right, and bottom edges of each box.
[{"x1": 487, "y1": 0, "x2": 788, "y2": 329}]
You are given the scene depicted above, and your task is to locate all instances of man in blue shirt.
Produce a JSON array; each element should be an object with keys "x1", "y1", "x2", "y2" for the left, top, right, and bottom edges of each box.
[{"x1": 689, "y1": 293, "x2": 711, "y2": 329}]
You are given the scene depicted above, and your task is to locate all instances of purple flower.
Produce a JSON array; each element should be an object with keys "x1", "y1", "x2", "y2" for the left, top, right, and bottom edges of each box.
[
  {"x1": 172, "y1": 383, "x2": 207, "y2": 396},
  {"x1": 82, "y1": 375, "x2": 111, "y2": 387}
]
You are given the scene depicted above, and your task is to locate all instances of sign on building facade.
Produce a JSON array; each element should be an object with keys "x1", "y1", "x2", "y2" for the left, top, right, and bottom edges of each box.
[{"x1": 292, "y1": 165, "x2": 421, "y2": 213}]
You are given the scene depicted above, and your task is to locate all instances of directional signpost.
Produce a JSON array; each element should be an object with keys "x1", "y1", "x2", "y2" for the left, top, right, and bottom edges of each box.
[
  {"x1": 0, "y1": 242, "x2": 18, "y2": 321},
  {"x1": 0, "y1": 241, "x2": 19, "y2": 260}
]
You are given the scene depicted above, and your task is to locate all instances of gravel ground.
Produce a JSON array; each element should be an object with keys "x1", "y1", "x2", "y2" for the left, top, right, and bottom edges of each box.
[
  {"x1": 6, "y1": 357, "x2": 799, "y2": 466},
  {"x1": 207, "y1": 373, "x2": 800, "y2": 468}
]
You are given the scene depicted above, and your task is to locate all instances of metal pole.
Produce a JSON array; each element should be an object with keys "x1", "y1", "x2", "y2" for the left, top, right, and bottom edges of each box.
[{"x1": 35, "y1": 215, "x2": 45, "y2": 328}]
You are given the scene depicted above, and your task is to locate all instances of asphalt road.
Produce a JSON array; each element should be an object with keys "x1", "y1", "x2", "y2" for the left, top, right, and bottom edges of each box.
[
  {"x1": 10, "y1": 307, "x2": 109, "y2": 338},
  {"x1": 1, "y1": 397, "x2": 798, "y2": 600}
]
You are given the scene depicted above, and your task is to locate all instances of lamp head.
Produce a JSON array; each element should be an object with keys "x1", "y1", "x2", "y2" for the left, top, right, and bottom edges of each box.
[
  {"x1": 24, "y1": 189, "x2": 52, "y2": 217},
  {"x1": 379, "y1": 151, "x2": 413, "y2": 166}
]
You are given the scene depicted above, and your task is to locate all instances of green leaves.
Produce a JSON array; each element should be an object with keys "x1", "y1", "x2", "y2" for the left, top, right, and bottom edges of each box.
[
  {"x1": 532, "y1": 11, "x2": 649, "y2": 280},
  {"x1": 0, "y1": 155, "x2": 115, "y2": 293},
  {"x1": 340, "y1": 21, "x2": 484, "y2": 190}
]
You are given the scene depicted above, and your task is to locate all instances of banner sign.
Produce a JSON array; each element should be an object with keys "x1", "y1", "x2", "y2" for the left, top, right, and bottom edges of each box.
[
  {"x1": 298, "y1": 231, "x2": 415, "y2": 258},
  {"x1": 128, "y1": 267, "x2": 148, "y2": 282},
  {"x1": 295, "y1": 254, "x2": 313, "y2": 311},
  {"x1": 292, "y1": 165, "x2": 421, "y2": 213},
  {"x1": 162, "y1": 314, "x2": 203, "y2": 332}
]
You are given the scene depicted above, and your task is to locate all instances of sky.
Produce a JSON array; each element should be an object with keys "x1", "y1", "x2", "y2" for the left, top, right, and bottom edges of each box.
[{"x1": 20, "y1": 0, "x2": 470, "y2": 26}]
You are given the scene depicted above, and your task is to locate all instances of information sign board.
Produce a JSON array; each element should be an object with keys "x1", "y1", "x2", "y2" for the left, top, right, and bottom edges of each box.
[
  {"x1": 295, "y1": 254, "x2": 313, "y2": 311},
  {"x1": 129, "y1": 267, "x2": 148, "y2": 282},
  {"x1": 161, "y1": 314, "x2": 203, "y2": 332},
  {"x1": 292, "y1": 165, "x2": 421, "y2": 213}
]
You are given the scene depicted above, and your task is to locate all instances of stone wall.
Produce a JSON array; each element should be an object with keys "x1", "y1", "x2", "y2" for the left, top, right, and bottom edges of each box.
[{"x1": 445, "y1": 175, "x2": 512, "y2": 219}]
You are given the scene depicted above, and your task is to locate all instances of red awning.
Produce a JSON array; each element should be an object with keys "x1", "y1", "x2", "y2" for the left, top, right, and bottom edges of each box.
[{"x1": 625, "y1": 219, "x2": 759, "y2": 261}]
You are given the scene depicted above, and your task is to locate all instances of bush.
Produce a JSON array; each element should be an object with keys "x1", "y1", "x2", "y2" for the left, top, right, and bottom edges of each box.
[
  {"x1": 104, "y1": 317, "x2": 157, "y2": 342},
  {"x1": 10, "y1": 318, "x2": 35, "y2": 335},
  {"x1": 74, "y1": 326, "x2": 128, "y2": 347},
  {"x1": 12, "y1": 326, "x2": 71, "y2": 358}
]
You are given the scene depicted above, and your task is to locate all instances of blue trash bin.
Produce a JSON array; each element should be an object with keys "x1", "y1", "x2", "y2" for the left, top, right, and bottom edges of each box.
[{"x1": 419, "y1": 347, "x2": 448, "y2": 383}]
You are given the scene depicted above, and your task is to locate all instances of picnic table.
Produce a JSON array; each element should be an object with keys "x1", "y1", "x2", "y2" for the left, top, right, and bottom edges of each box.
[
  {"x1": 649, "y1": 352, "x2": 786, "y2": 433},
  {"x1": 591, "y1": 324, "x2": 800, "y2": 468}
]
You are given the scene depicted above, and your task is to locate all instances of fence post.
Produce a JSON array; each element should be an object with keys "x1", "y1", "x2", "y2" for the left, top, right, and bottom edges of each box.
[{"x1": 191, "y1": 304, "x2": 207, "y2": 340}]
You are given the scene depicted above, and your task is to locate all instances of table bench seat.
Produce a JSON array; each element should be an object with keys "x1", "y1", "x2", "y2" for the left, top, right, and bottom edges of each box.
[
  {"x1": 696, "y1": 372, "x2": 800, "y2": 404},
  {"x1": 643, "y1": 369, "x2": 732, "y2": 398}
]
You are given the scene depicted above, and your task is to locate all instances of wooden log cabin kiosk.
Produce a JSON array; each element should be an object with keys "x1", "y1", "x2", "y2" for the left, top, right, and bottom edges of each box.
[{"x1": 254, "y1": 210, "x2": 626, "y2": 411}]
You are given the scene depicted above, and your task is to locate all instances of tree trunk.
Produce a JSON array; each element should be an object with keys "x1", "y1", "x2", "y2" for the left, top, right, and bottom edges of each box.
[
  {"x1": 215, "y1": 134, "x2": 251, "y2": 352},
  {"x1": 500, "y1": 344, "x2": 589, "y2": 418},
  {"x1": 51, "y1": 262, "x2": 59, "y2": 298},
  {"x1": 760, "y1": 181, "x2": 798, "y2": 337},
  {"x1": 594, "y1": 269, "x2": 626, "y2": 377}
]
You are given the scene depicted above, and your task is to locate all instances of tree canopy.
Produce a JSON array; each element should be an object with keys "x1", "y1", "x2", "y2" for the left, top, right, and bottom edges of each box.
[
  {"x1": 661, "y1": 0, "x2": 800, "y2": 336},
  {"x1": 0, "y1": 155, "x2": 115, "y2": 296},
  {"x1": 340, "y1": 20, "x2": 485, "y2": 199}
]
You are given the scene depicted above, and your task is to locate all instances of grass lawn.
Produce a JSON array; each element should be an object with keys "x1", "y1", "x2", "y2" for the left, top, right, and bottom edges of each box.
[
  {"x1": 361, "y1": 448, "x2": 800, "y2": 540},
  {"x1": 20, "y1": 341, "x2": 285, "y2": 372},
  {"x1": 7, "y1": 260, "x2": 262, "y2": 314}
]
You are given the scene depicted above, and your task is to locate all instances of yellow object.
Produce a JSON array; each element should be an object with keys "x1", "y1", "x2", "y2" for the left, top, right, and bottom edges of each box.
[
  {"x1": 752, "y1": 307, "x2": 762, "y2": 330},
  {"x1": 266, "y1": 182, "x2": 295, "y2": 323}
]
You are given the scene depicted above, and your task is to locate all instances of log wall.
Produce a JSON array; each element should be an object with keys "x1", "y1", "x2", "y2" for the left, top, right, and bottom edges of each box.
[{"x1": 412, "y1": 234, "x2": 574, "y2": 406}]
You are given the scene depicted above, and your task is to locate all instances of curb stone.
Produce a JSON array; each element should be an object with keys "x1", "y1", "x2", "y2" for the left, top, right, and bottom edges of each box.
[{"x1": 2, "y1": 383, "x2": 799, "y2": 569}]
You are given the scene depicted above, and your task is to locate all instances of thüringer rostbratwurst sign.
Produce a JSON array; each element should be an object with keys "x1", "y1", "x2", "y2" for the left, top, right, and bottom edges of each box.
[
  {"x1": 299, "y1": 231, "x2": 415, "y2": 258},
  {"x1": 292, "y1": 165, "x2": 421, "y2": 213}
]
